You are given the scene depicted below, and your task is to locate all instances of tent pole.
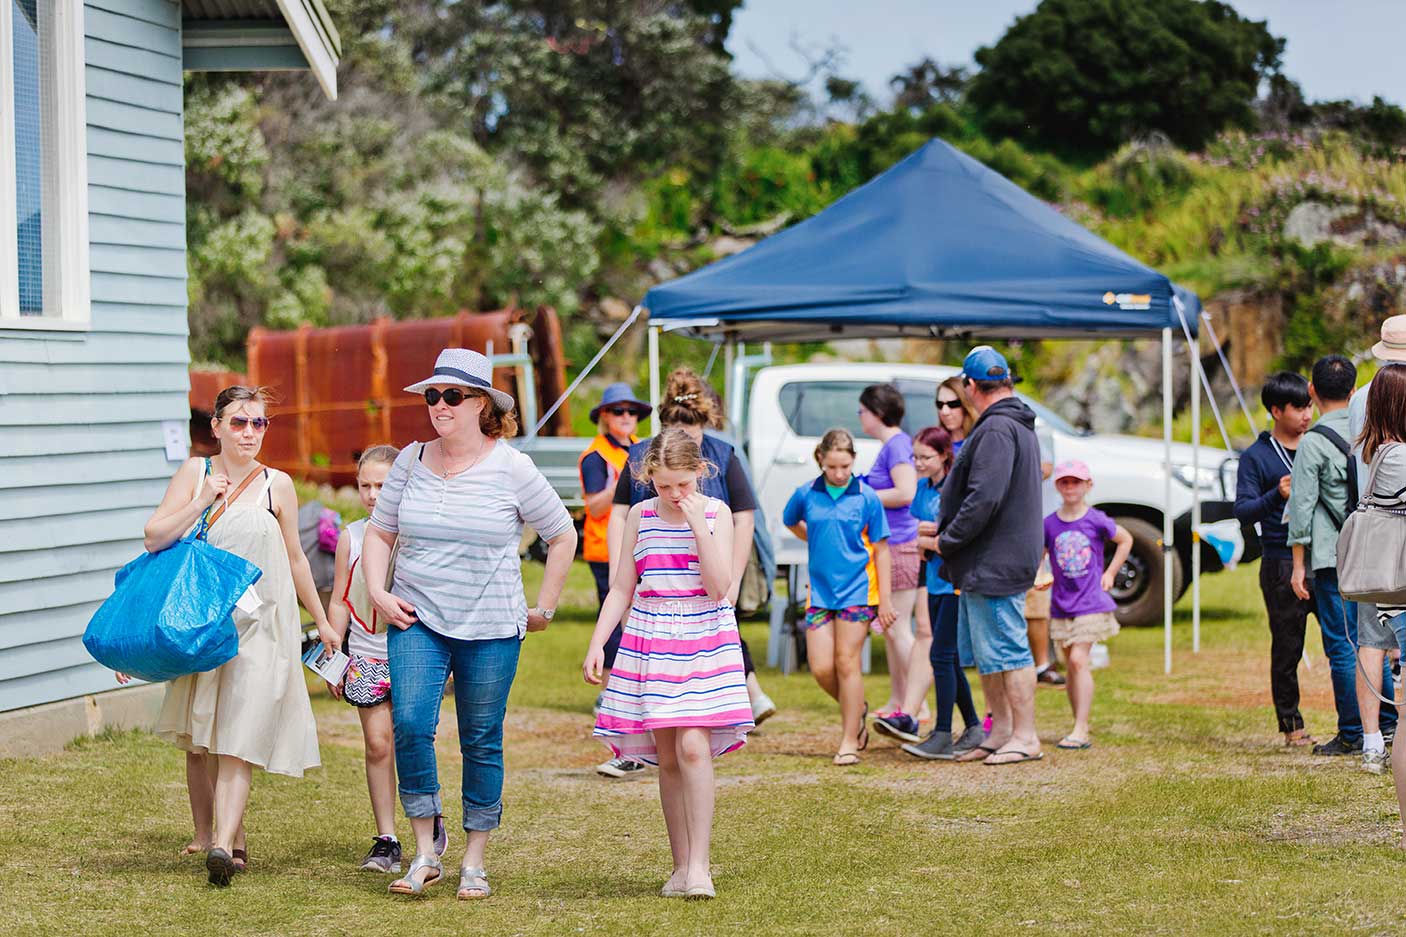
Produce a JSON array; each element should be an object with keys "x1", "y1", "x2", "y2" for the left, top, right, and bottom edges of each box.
[
  {"x1": 723, "y1": 337, "x2": 736, "y2": 414},
  {"x1": 1163, "y1": 327, "x2": 1174, "y2": 674},
  {"x1": 1190, "y1": 333, "x2": 1201, "y2": 654},
  {"x1": 648, "y1": 325, "x2": 661, "y2": 436}
]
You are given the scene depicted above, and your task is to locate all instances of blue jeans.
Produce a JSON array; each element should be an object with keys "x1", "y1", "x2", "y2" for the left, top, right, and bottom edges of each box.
[
  {"x1": 388, "y1": 623, "x2": 520, "y2": 832},
  {"x1": 958, "y1": 591, "x2": 1034, "y2": 675},
  {"x1": 928, "y1": 592, "x2": 978, "y2": 733},
  {"x1": 1312, "y1": 570, "x2": 1396, "y2": 742}
]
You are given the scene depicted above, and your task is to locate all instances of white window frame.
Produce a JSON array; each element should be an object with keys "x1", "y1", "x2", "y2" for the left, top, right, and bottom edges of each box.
[{"x1": 0, "y1": 0, "x2": 90, "y2": 331}]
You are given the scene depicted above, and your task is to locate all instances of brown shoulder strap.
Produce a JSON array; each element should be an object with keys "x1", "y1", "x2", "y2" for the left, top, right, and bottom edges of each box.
[{"x1": 206, "y1": 464, "x2": 265, "y2": 530}]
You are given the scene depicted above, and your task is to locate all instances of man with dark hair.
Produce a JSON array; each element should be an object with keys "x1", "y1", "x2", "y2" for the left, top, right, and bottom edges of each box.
[
  {"x1": 1235, "y1": 371, "x2": 1315, "y2": 747},
  {"x1": 937, "y1": 346, "x2": 1044, "y2": 764},
  {"x1": 1288, "y1": 355, "x2": 1395, "y2": 757}
]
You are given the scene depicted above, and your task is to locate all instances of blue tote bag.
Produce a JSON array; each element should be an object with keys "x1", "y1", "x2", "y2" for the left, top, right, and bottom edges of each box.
[{"x1": 83, "y1": 467, "x2": 263, "y2": 682}]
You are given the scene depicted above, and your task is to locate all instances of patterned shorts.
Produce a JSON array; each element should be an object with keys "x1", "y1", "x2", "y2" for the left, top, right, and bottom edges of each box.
[
  {"x1": 343, "y1": 655, "x2": 391, "y2": 708},
  {"x1": 803, "y1": 605, "x2": 878, "y2": 632}
]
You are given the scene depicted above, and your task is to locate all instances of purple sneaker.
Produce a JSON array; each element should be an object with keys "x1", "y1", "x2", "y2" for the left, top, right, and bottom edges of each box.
[
  {"x1": 872, "y1": 712, "x2": 922, "y2": 744},
  {"x1": 433, "y1": 814, "x2": 447, "y2": 857}
]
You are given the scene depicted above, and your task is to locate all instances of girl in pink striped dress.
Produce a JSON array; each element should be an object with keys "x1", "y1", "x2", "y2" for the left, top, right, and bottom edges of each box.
[{"x1": 584, "y1": 429, "x2": 753, "y2": 900}]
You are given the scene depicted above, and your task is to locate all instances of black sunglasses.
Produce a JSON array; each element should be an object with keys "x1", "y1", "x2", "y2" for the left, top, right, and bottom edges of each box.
[
  {"x1": 229, "y1": 415, "x2": 270, "y2": 431},
  {"x1": 424, "y1": 388, "x2": 481, "y2": 407},
  {"x1": 604, "y1": 407, "x2": 640, "y2": 417},
  {"x1": 937, "y1": 400, "x2": 965, "y2": 411}
]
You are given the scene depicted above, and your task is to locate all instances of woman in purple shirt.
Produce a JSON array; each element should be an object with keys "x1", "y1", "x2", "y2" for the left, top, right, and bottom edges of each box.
[{"x1": 858, "y1": 384, "x2": 921, "y2": 719}]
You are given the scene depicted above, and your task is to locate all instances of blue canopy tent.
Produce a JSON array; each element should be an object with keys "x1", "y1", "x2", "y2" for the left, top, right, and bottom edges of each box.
[{"x1": 634, "y1": 139, "x2": 1210, "y2": 670}]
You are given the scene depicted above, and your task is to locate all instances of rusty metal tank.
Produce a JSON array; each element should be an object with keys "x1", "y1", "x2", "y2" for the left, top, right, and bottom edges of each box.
[{"x1": 245, "y1": 307, "x2": 570, "y2": 485}]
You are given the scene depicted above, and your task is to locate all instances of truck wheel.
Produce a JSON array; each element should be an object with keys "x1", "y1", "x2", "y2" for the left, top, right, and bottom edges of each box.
[{"x1": 1108, "y1": 517, "x2": 1184, "y2": 628}]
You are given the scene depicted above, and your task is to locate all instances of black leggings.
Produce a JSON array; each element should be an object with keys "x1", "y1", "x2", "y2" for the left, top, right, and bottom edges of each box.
[
  {"x1": 592, "y1": 560, "x2": 755, "y2": 675},
  {"x1": 929, "y1": 592, "x2": 978, "y2": 732}
]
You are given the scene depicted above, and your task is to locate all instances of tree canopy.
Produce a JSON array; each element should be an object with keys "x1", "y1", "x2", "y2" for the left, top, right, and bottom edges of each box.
[{"x1": 968, "y1": 0, "x2": 1284, "y2": 159}]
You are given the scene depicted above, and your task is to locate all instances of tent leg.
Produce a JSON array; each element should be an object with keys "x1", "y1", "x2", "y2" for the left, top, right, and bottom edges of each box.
[
  {"x1": 723, "y1": 337, "x2": 736, "y2": 413},
  {"x1": 1190, "y1": 333, "x2": 1201, "y2": 654},
  {"x1": 1163, "y1": 327, "x2": 1174, "y2": 675},
  {"x1": 648, "y1": 325, "x2": 661, "y2": 436}
]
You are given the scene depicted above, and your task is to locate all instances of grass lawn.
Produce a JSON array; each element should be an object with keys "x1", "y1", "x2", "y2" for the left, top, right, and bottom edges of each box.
[{"x1": 2, "y1": 562, "x2": 1403, "y2": 936}]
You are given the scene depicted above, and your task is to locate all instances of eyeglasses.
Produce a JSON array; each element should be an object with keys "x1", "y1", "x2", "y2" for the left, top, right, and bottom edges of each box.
[
  {"x1": 228, "y1": 416, "x2": 270, "y2": 432},
  {"x1": 604, "y1": 407, "x2": 640, "y2": 417},
  {"x1": 937, "y1": 400, "x2": 965, "y2": 411},
  {"x1": 424, "y1": 388, "x2": 481, "y2": 407}
]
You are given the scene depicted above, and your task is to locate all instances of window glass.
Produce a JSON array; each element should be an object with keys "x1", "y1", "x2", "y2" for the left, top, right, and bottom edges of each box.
[
  {"x1": 777, "y1": 381, "x2": 870, "y2": 437},
  {"x1": 12, "y1": 0, "x2": 50, "y2": 316}
]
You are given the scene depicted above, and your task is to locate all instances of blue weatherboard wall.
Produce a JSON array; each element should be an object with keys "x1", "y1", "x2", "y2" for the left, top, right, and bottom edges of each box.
[{"x1": 0, "y1": 0, "x2": 190, "y2": 712}]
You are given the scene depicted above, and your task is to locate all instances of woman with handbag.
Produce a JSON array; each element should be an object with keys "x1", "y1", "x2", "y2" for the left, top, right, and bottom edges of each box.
[
  {"x1": 146, "y1": 385, "x2": 333, "y2": 886},
  {"x1": 361, "y1": 349, "x2": 576, "y2": 901},
  {"x1": 1343, "y1": 363, "x2": 1406, "y2": 845}
]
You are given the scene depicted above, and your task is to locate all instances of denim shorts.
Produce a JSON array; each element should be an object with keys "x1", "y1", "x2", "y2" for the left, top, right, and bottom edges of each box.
[
  {"x1": 1359, "y1": 602, "x2": 1402, "y2": 651},
  {"x1": 959, "y1": 591, "x2": 1034, "y2": 675}
]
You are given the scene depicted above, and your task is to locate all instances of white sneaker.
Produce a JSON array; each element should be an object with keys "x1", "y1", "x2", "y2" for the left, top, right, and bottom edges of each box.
[
  {"x1": 750, "y1": 692, "x2": 778, "y2": 726},
  {"x1": 1362, "y1": 749, "x2": 1389, "y2": 775},
  {"x1": 596, "y1": 756, "x2": 647, "y2": 779}
]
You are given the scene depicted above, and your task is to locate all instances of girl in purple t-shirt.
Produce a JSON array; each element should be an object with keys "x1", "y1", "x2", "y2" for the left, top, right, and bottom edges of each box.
[{"x1": 1035, "y1": 460, "x2": 1133, "y2": 751}]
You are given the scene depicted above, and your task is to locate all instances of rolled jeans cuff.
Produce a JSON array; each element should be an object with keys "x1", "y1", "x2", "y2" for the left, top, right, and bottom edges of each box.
[
  {"x1": 400, "y1": 789, "x2": 442, "y2": 820},
  {"x1": 463, "y1": 798, "x2": 504, "y2": 832}
]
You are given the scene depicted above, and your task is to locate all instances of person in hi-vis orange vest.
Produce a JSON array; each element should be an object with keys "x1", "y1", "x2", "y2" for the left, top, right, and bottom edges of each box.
[{"x1": 579, "y1": 384, "x2": 653, "y2": 606}]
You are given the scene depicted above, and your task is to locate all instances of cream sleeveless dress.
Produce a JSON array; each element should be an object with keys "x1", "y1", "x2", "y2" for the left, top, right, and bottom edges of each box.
[{"x1": 155, "y1": 466, "x2": 321, "y2": 777}]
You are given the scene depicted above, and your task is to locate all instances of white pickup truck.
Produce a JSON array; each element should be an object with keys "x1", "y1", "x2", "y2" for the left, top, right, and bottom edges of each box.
[{"x1": 516, "y1": 361, "x2": 1242, "y2": 627}]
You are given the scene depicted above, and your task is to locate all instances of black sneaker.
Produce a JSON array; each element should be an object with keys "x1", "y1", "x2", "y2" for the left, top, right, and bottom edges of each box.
[
  {"x1": 902, "y1": 729, "x2": 955, "y2": 760},
  {"x1": 1312, "y1": 734, "x2": 1362, "y2": 756},
  {"x1": 432, "y1": 814, "x2": 447, "y2": 857},
  {"x1": 872, "y1": 712, "x2": 922, "y2": 744},
  {"x1": 1036, "y1": 666, "x2": 1067, "y2": 686},
  {"x1": 360, "y1": 835, "x2": 402, "y2": 873},
  {"x1": 597, "y1": 756, "x2": 647, "y2": 779}
]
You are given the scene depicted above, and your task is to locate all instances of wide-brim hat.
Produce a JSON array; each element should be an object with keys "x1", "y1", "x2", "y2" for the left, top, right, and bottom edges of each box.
[
  {"x1": 1371, "y1": 314, "x2": 1406, "y2": 363},
  {"x1": 403, "y1": 348, "x2": 515, "y2": 412},
  {"x1": 590, "y1": 382, "x2": 653, "y2": 423}
]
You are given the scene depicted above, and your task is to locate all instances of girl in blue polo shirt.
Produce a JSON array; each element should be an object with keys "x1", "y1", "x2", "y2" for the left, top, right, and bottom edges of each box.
[{"x1": 783, "y1": 428, "x2": 896, "y2": 766}]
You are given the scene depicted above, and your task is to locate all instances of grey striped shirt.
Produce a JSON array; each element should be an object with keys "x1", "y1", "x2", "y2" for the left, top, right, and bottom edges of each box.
[{"x1": 369, "y1": 441, "x2": 572, "y2": 641}]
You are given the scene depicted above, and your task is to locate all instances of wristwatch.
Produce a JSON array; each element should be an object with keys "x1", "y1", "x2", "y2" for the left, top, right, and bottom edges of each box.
[{"x1": 534, "y1": 607, "x2": 556, "y2": 621}]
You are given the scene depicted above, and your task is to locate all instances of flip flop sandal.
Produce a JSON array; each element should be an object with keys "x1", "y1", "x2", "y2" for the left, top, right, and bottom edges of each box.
[
  {"x1": 984, "y1": 749, "x2": 1045, "y2": 765},
  {"x1": 832, "y1": 752, "x2": 861, "y2": 766},
  {"x1": 205, "y1": 848, "x2": 236, "y2": 888},
  {"x1": 1057, "y1": 736, "x2": 1092, "y2": 750},
  {"x1": 956, "y1": 744, "x2": 997, "y2": 763},
  {"x1": 231, "y1": 848, "x2": 248, "y2": 872}
]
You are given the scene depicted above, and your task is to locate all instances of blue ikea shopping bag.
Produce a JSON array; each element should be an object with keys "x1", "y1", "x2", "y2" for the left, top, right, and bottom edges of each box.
[{"x1": 83, "y1": 532, "x2": 261, "y2": 683}]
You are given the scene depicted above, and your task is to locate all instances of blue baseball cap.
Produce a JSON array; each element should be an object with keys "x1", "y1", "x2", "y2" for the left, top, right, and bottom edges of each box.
[
  {"x1": 590, "y1": 382, "x2": 652, "y2": 423},
  {"x1": 961, "y1": 345, "x2": 1012, "y2": 382}
]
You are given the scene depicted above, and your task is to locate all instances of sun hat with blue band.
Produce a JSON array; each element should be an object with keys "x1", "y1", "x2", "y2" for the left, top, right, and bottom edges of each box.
[
  {"x1": 961, "y1": 345, "x2": 1013, "y2": 382},
  {"x1": 404, "y1": 348, "x2": 516, "y2": 412},
  {"x1": 589, "y1": 382, "x2": 653, "y2": 423}
]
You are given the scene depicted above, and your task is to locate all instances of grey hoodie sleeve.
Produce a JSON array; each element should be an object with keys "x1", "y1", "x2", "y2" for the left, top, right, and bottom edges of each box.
[{"x1": 939, "y1": 427, "x2": 1015, "y2": 557}]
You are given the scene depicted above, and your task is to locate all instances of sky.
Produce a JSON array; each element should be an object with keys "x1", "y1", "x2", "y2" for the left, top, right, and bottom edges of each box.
[{"x1": 727, "y1": 0, "x2": 1406, "y2": 108}]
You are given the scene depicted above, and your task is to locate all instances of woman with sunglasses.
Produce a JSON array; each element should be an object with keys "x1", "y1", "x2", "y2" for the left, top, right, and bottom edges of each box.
[
  {"x1": 936, "y1": 376, "x2": 977, "y2": 454},
  {"x1": 361, "y1": 349, "x2": 576, "y2": 900},
  {"x1": 148, "y1": 385, "x2": 332, "y2": 886}
]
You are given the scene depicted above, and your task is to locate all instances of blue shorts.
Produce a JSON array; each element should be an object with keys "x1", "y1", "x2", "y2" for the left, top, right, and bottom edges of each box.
[{"x1": 959, "y1": 591, "x2": 1034, "y2": 675}]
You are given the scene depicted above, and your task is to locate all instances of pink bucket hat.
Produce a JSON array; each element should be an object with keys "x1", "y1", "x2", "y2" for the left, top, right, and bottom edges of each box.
[
  {"x1": 1053, "y1": 459, "x2": 1092, "y2": 482},
  {"x1": 1371, "y1": 314, "x2": 1406, "y2": 363}
]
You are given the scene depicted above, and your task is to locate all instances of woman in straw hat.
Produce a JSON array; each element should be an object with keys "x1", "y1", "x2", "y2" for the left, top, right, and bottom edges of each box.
[{"x1": 361, "y1": 349, "x2": 577, "y2": 900}]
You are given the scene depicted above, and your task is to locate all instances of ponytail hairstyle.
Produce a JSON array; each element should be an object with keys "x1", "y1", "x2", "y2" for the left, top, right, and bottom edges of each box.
[
  {"x1": 636, "y1": 427, "x2": 716, "y2": 482},
  {"x1": 913, "y1": 424, "x2": 954, "y2": 475},
  {"x1": 213, "y1": 384, "x2": 275, "y2": 421},
  {"x1": 813, "y1": 427, "x2": 858, "y2": 466},
  {"x1": 357, "y1": 444, "x2": 400, "y2": 474},
  {"x1": 656, "y1": 367, "x2": 720, "y2": 428}
]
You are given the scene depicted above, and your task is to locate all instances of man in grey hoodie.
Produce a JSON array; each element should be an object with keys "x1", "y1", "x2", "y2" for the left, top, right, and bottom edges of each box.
[{"x1": 937, "y1": 346, "x2": 1045, "y2": 764}]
